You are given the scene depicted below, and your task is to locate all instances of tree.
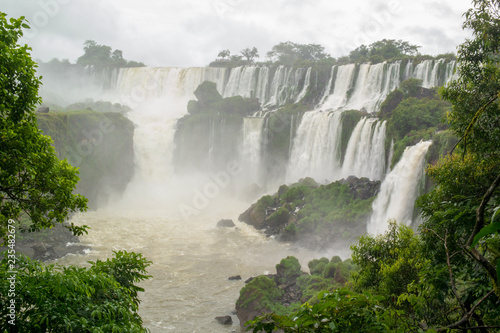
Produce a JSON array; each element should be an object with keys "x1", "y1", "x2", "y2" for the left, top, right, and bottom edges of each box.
[
  {"x1": 0, "y1": 13, "x2": 88, "y2": 238},
  {"x1": 0, "y1": 250, "x2": 152, "y2": 332},
  {"x1": 266, "y1": 42, "x2": 330, "y2": 65},
  {"x1": 217, "y1": 49, "x2": 231, "y2": 60},
  {"x1": 247, "y1": 289, "x2": 389, "y2": 333},
  {"x1": 77, "y1": 39, "x2": 112, "y2": 66},
  {"x1": 415, "y1": 0, "x2": 500, "y2": 330},
  {"x1": 76, "y1": 40, "x2": 145, "y2": 68},
  {"x1": 241, "y1": 47, "x2": 259, "y2": 63},
  {"x1": 349, "y1": 39, "x2": 421, "y2": 63}
]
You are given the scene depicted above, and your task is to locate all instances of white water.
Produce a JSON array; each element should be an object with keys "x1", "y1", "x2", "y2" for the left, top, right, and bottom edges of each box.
[
  {"x1": 241, "y1": 116, "x2": 265, "y2": 186},
  {"x1": 341, "y1": 118, "x2": 386, "y2": 180},
  {"x1": 286, "y1": 110, "x2": 343, "y2": 183},
  {"x1": 367, "y1": 141, "x2": 432, "y2": 234}
]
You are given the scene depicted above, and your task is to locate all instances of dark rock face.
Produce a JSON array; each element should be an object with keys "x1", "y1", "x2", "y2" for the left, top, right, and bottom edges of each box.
[
  {"x1": 339, "y1": 175, "x2": 381, "y2": 200},
  {"x1": 217, "y1": 219, "x2": 236, "y2": 228},
  {"x1": 215, "y1": 315, "x2": 233, "y2": 325},
  {"x1": 37, "y1": 111, "x2": 135, "y2": 209}
]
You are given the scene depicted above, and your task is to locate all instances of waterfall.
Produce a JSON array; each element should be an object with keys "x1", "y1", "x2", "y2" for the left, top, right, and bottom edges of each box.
[
  {"x1": 112, "y1": 67, "x2": 227, "y2": 112},
  {"x1": 295, "y1": 67, "x2": 312, "y2": 103},
  {"x1": 320, "y1": 64, "x2": 356, "y2": 111},
  {"x1": 286, "y1": 110, "x2": 343, "y2": 183},
  {"x1": 412, "y1": 59, "x2": 448, "y2": 88},
  {"x1": 368, "y1": 141, "x2": 432, "y2": 234},
  {"x1": 241, "y1": 116, "x2": 265, "y2": 186},
  {"x1": 341, "y1": 118, "x2": 386, "y2": 180},
  {"x1": 343, "y1": 62, "x2": 400, "y2": 112}
]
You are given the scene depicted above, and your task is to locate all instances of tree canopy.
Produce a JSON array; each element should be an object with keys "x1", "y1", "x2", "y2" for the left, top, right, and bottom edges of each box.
[
  {"x1": 76, "y1": 40, "x2": 145, "y2": 68},
  {"x1": 349, "y1": 39, "x2": 421, "y2": 63},
  {"x1": 0, "y1": 250, "x2": 152, "y2": 332},
  {"x1": 266, "y1": 41, "x2": 330, "y2": 65},
  {"x1": 0, "y1": 13, "x2": 88, "y2": 238}
]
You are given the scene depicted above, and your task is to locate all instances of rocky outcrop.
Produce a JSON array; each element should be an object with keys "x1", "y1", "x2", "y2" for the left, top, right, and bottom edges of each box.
[
  {"x1": 236, "y1": 256, "x2": 306, "y2": 328},
  {"x1": 37, "y1": 110, "x2": 135, "y2": 208},
  {"x1": 217, "y1": 219, "x2": 236, "y2": 228},
  {"x1": 339, "y1": 175, "x2": 381, "y2": 200},
  {"x1": 235, "y1": 255, "x2": 357, "y2": 329},
  {"x1": 215, "y1": 315, "x2": 233, "y2": 325},
  {"x1": 238, "y1": 177, "x2": 380, "y2": 249}
]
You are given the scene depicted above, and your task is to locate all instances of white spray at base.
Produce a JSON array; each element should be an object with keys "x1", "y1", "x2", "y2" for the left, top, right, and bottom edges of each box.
[{"x1": 367, "y1": 141, "x2": 432, "y2": 234}]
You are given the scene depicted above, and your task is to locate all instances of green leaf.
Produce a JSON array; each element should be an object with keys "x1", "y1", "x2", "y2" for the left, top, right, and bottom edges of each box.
[{"x1": 471, "y1": 222, "x2": 500, "y2": 248}]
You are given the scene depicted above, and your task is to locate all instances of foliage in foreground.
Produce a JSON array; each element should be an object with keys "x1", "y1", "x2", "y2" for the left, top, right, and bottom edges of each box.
[
  {"x1": 0, "y1": 250, "x2": 152, "y2": 332},
  {"x1": 247, "y1": 289, "x2": 389, "y2": 333},
  {"x1": 0, "y1": 13, "x2": 88, "y2": 238}
]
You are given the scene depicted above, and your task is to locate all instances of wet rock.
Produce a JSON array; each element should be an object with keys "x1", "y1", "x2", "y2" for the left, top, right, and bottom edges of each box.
[
  {"x1": 217, "y1": 219, "x2": 235, "y2": 228},
  {"x1": 37, "y1": 106, "x2": 50, "y2": 113},
  {"x1": 215, "y1": 315, "x2": 233, "y2": 325},
  {"x1": 228, "y1": 275, "x2": 242, "y2": 281},
  {"x1": 0, "y1": 223, "x2": 90, "y2": 262}
]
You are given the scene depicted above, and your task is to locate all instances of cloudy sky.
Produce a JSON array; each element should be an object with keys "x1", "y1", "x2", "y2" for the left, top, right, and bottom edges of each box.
[{"x1": 2, "y1": 0, "x2": 473, "y2": 67}]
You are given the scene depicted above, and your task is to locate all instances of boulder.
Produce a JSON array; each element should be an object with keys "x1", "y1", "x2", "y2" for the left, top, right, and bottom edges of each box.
[
  {"x1": 217, "y1": 219, "x2": 235, "y2": 228},
  {"x1": 228, "y1": 275, "x2": 242, "y2": 281},
  {"x1": 215, "y1": 315, "x2": 233, "y2": 325}
]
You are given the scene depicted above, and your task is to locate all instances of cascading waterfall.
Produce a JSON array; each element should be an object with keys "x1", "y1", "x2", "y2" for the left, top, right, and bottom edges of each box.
[
  {"x1": 343, "y1": 62, "x2": 401, "y2": 112},
  {"x1": 241, "y1": 116, "x2": 265, "y2": 186},
  {"x1": 367, "y1": 141, "x2": 432, "y2": 234},
  {"x1": 341, "y1": 118, "x2": 386, "y2": 180},
  {"x1": 286, "y1": 110, "x2": 343, "y2": 183},
  {"x1": 321, "y1": 64, "x2": 356, "y2": 111},
  {"x1": 295, "y1": 67, "x2": 312, "y2": 103}
]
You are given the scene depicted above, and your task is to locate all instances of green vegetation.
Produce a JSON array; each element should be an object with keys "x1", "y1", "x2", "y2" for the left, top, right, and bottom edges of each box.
[
  {"x1": 0, "y1": 13, "x2": 87, "y2": 237},
  {"x1": 378, "y1": 78, "x2": 454, "y2": 167},
  {"x1": 348, "y1": 39, "x2": 421, "y2": 64},
  {"x1": 0, "y1": 14, "x2": 152, "y2": 332},
  {"x1": 244, "y1": 1, "x2": 500, "y2": 331},
  {"x1": 40, "y1": 40, "x2": 145, "y2": 71},
  {"x1": 243, "y1": 177, "x2": 378, "y2": 243},
  {"x1": 266, "y1": 42, "x2": 332, "y2": 66},
  {"x1": 0, "y1": 251, "x2": 151, "y2": 332},
  {"x1": 237, "y1": 255, "x2": 357, "y2": 319},
  {"x1": 37, "y1": 110, "x2": 135, "y2": 208},
  {"x1": 211, "y1": 39, "x2": 449, "y2": 69},
  {"x1": 248, "y1": 290, "x2": 387, "y2": 333},
  {"x1": 64, "y1": 100, "x2": 132, "y2": 114},
  {"x1": 77, "y1": 40, "x2": 145, "y2": 68}
]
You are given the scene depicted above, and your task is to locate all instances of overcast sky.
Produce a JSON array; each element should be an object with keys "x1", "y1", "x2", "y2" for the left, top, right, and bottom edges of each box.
[{"x1": 2, "y1": 0, "x2": 473, "y2": 67}]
